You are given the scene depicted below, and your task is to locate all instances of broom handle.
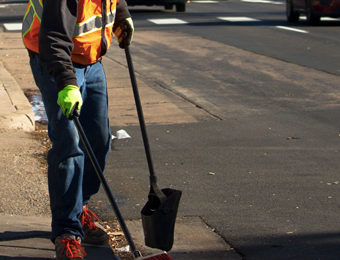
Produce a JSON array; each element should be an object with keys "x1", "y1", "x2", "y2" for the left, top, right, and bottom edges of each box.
[
  {"x1": 73, "y1": 115, "x2": 142, "y2": 258},
  {"x1": 124, "y1": 46, "x2": 166, "y2": 202},
  {"x1": 124, "y1": 45, "x2": 155, "y2": 177}
]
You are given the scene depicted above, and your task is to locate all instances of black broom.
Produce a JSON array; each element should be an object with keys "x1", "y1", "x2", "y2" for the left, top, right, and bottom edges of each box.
[{"x1": 72, "y1": 110, "x2": 174, "y2": 260}]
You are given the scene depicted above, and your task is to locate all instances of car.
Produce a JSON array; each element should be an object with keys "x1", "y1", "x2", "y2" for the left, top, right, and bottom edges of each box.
[
  {"x1": 126, "y1": 0, "x2": 187, "y2": 12},
  {"x1": 286, "y1": 0, "x2": 340, "y2": 24}
]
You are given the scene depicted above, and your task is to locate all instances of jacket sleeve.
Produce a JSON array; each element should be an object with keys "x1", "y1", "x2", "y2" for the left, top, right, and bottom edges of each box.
[
  {"x1": 113, "y1": 0, "x2": 131, "y2": 31},
  {"x1": 39, "y1": 0, "x2": 79, "y2": 91}
]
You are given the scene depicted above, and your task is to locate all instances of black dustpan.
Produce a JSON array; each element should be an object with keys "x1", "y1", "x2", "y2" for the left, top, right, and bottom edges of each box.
[
  {"x1": 141, "y1": 187, "x2": 181, "y2": 251},
  {"x1": 124, "y1": 45, "x2": 182, "y2": 252}
]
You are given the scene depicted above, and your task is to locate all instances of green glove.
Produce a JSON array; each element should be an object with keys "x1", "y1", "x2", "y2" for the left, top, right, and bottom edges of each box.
[
  {"x1": 114, "y1": 17, "x2": 134, "y2": 49},
  {"x1": 57, "y1": 85, "x2": 83, "y2": 119}
]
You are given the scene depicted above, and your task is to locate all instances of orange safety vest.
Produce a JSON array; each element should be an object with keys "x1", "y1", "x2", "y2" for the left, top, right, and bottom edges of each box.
[{"x1": 22, "y1": 0, "x2": 117, "y2": 65}]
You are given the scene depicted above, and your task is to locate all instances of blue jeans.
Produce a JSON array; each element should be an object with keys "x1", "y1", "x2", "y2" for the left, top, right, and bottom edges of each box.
[{"x1": 30, "y1": 55, "x2": 112, "y2": 242}]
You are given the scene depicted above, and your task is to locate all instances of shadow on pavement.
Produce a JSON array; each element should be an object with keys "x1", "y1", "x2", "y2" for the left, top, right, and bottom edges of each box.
[
  {"x1": 0, "y1": 257, "x2": 54, "y2": 260},
  {"x1": 0, "y1": 230, "x2": 51, "y2": 241},
  {"x1": 233, "y1": 231, "x2": 340, "y2": 259}
]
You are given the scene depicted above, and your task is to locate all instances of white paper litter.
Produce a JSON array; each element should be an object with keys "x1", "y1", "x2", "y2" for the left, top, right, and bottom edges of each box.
[
  {"x1": 112, "y1": 130, "x2": 131, "y2": 140},
  {"x1": 116, "y1": 245, "x2": 130, "y2": 252}
]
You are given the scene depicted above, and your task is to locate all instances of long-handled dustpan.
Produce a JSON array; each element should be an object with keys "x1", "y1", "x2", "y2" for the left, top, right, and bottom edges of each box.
[
  {"x1": 124, "y1": 45, "x2": 182, "y2": 252},
  {"x1": 71, "y1": 107, "x2": 174, "y2": 260}
]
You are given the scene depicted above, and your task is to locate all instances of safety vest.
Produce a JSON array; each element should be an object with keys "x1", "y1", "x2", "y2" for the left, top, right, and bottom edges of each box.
[{"x1": 22, "y1": 0, "x2": 117, "y2": 65}]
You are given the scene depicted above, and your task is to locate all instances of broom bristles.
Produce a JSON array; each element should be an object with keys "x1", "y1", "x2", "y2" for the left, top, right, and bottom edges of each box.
[{"x1": 139, "y1": 252, "x2": 174, "y2": 260}]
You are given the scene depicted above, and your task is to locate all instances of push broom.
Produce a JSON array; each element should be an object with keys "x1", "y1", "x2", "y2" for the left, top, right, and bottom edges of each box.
[
  {"x1": 72, "y1": 112, "x2": 174, "y2": 260},
  {"x1": 72, "y1": 38, "x2": 180, "y2": 259}
]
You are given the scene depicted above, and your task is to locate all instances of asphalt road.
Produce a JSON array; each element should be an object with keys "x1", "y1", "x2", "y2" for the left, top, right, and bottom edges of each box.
[
  {"x1": 2, "y1": 1, "x2": 340, "y2": 259},
  {"x1": 101, "y1": 2, "x2": 340, "y2": 260},
  {"x1": 126, "y1": 0, "x2": 340, "y2": 76}
]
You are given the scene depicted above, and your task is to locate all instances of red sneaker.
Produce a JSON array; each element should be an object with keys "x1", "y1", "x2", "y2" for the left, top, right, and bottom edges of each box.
[
  {"x1": 79, "y1": 204, "x2": 109, "y2": 245},
  {"x1": 55, "y1": 234, "x2": 87, "y2": 260}
]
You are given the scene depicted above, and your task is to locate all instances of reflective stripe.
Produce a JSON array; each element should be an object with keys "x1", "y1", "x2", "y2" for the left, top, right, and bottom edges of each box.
[
  {"x1": 22, "y1": 0, "x2": 43, "y2": 36},
  {"x1": 73, "y1": 11, "x2": 115, "y2": 37},
  {"x1": 31, "y1": 0, "x2": 43, "y2": 19},
  {"x1": 107, "y1": 10, "x2": 115, "y2": 25},
  {"x1": 22, "y1": 4, "x2": 34, "y2": 36}
]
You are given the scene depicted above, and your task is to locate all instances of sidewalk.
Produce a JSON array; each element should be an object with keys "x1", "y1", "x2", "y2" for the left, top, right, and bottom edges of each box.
[
  {"x1": 0, "y1": 31, "x2": 241, "y2": 260},
  {"x1": 0, "y1": 214, "x2": 119, "y2": 260}
]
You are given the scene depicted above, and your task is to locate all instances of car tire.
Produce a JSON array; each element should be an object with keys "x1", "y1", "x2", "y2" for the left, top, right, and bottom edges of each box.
[
  {"x1": 165, "y1": 4, "x2": 173, "y2": 10},
  {"x1": 286, "y1": 0, "x2": 299, "y2": 22},
  {"x1": 306, "y1": 0, "x2": 320, "y2": 25},
  {"x1": 176, "y1": 3, "x2": 186, "y2": 12}
]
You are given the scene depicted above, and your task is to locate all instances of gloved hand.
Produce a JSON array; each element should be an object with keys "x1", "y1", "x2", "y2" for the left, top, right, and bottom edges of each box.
[
  {"x1": 57, "y1": 85, "x2": 83, "y2": 120},
  {"x1": 114, "y1": 17, "x2": 134, "y2": 49}
]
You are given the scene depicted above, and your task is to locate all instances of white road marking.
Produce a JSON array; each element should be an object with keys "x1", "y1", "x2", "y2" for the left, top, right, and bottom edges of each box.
[
  {"x1": 0, "y1": 5, "x2": 6, "y2": 8},
  {"x1": 242, "y1": 0, "x2": 284, "y2": 4},
  {"x1": 217, "y1": 16, "x2": 261, "y2": 22},
  {"x1": 147, "y1": 18, "x2": 188, "y2": 24},
  {"x1": 276, "y1": 26, "x2": 308, "y2": 33},
  {"x1": 3, "y1": 23, "x2": 22, "y2": 31},
  {"x1": 321, "y1": 17, "x2": 340, "y2": 21},
  {"x1": 299, "y1": 16, "x2": 340, "y2": 21}
]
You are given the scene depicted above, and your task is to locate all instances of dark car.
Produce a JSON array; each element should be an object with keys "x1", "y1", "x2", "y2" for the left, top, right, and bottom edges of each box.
[
  {"x1": 126, "y1": 0, "x2": 187, "y2": 12},
  {"x1": 286, "y1": 0, "x2": 340, "y2": 24}
]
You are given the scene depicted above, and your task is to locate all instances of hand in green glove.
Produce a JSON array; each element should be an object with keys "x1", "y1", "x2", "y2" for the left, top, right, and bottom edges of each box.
[
  {"x1": 57, "y1": 85, "x2": 83, "y2": 120},
  {"x1": 114, "y1": 17, "x2": 134, "y2": 49}
]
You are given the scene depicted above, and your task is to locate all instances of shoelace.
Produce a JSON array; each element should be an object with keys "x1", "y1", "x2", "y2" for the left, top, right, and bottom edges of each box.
[
  {"x1": 59, "y1": 238, "x2": 87, "y2": 259},
  {"x1": 79, "y1": 205, "x2": 98, "y2": 230}
]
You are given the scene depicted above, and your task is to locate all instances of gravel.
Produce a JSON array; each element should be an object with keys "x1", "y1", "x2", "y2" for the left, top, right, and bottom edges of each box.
[
  {"x1": 0, "y1": 124, "x2": 131, "y2": 259},
  {"x1": 0, "y1": 125, "x2": 50, "y2": 217}
]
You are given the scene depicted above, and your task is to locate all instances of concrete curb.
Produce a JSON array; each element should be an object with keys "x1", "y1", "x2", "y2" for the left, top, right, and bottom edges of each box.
[
  {"x1": 126, "y1": 217, "x2": 242, "y2": 260},
  {"x1": 0, "y1": 214, "x2": 121, "y2": 260},
  {"x1": 0, "y1": 61, "x2": 35, "y2": 132}
]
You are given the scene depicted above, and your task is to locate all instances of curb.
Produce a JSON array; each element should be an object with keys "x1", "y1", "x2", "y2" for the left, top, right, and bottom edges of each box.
[
  {"x1": 0, "y1": 61, "x2": 35, "y2": 132},
  {"x1": 0, "y1": 214, "x2": 121, "y2": 260},
  {"x1": 126, "y1": 217, "x2": 242, "y2": 260}
]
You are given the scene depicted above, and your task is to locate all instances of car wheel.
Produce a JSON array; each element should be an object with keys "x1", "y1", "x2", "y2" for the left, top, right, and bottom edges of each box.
[
  {"x1": 286, "y1": 0, "x2": 299, "y2": 22},
  {"x1": 306, "y1": 0, "x2": 320, "y2": 25},
  {"x1": 165, "y1": 4, "x2": 173, "y2": 10},
  {"x1": 176, "y1": 3, "x2": 186, "y2": 12}
]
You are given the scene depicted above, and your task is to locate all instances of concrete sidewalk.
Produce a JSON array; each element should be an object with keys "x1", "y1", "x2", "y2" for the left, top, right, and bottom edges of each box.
[
  {"x1": 0, "y1": 60, "x2": 34, "y2": 132},
  {"x1": 0, "y1": 214, "x2": 119, "y2": 260},
  {"x1": 0, "y1": 214, "x2": 239, "y2": 260},
  {"x1": 0, "y1": 31, "x2": 241, "y2": 260},
  {"x1": 0, "y1": 215, "x2": 119, "y2": 260}
]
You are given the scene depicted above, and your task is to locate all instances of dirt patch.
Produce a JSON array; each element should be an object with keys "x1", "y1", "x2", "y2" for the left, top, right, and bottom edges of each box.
[
  {"x1": 30, "y1": 122, "x2": 131, "y2": 259},
  {"x1": 0, "y1": 128, "x2": 50, "y2": 217},
  {"x1": 102, "y1": 220, "x2": 133, "y2": 260},
  {"x1": 30, "y1": 123, "x2": 50, "y2": 165}
]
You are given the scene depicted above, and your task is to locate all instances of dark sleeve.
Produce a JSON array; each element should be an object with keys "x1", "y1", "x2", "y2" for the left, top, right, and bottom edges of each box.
[
  {"x1": 39, "y1": 0, "x2": 79, "y2": 91},
  {"x1": 113, "y1": 0, "x2": 131, "y2": 31}
]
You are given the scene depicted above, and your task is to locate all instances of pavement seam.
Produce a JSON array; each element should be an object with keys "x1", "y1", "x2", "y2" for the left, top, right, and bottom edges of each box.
[
  {"x1": 200, "y1": 216, "x2": 246, "y2": 259},
  {"x1": 151, "y1": 77, "x2": 223, "y2": 121},
  {"x1": 104, "y1": 55, "x2": 223, "y2": 121}
]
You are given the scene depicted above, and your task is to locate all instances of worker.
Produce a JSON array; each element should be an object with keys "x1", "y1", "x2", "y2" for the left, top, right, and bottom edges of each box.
[{"x1": 22, "y1": 0, "x2": 134, "y2": 259}]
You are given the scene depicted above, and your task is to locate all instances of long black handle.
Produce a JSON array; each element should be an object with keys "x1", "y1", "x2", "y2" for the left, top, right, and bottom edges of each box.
[
  {"x1": 124, "y1": 45, "x2": 155, "y2": 177},
  {"x1": 73, "y1": 116, "x2": 141, "y2": 258},
  {"x1": 124, "y1": 46, "x2": 166, "y2": 203}
]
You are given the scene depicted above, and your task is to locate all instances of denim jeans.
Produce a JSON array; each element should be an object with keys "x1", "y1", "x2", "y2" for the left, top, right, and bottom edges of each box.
[{"x1": 30, "y1": 55, "x2": 112, "y2": 242}]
